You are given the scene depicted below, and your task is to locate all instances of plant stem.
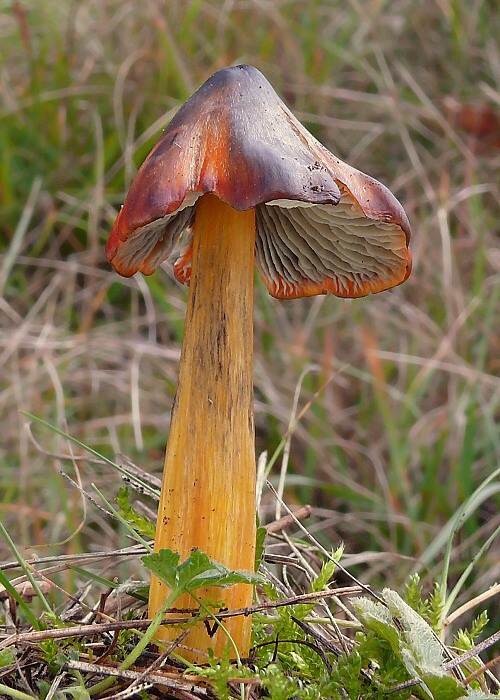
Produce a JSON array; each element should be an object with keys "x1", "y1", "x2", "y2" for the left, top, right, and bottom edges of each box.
[
  {"x1": 149, "y1": 194, "x2": 257, "y2": 659},
  {"x1": 0, "y1": 685, "x2": 36, "y2": 700}
]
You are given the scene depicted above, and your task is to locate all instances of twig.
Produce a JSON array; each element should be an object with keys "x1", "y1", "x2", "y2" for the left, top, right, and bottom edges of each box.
[
  {"x1": 0, "y1": 586, "x2": 361, "y2": 649},
  {"x1": 443, "y1": 583, "x2": 500, "y2": 628},
  {"x1": 266, "y1": 505, "x2": 312, "y2": 533},
  {"x1": 122, "y1": 628, "x2": 191, "y2": 696},
  {"x1": 442, "y1": 630, "x2": 500, "y2": 672},
  {"x1": 63, "y1": 660, "x2": 210, "y2": 696},
  {"x1": 0, "y1": 544, "x2": 148, "y2": 573},
  {"x1": 116, "y1": 453, "x2": 162, "y2": 494},
  {"x1": 266, "y1": 481, "x2": 382, "y2": 603},
  {"x1": 463, "y1": 655, "x2": 500, "y2": 686},
  {"x1": 291, "y1": 616, "x2": 343, "y2": 658},
  {"x1": 389, "y1": 631, "x2": 500, "y2": 694},
  {"x1": 0, "y1": 619, "x2": 164, "y2": 649}
]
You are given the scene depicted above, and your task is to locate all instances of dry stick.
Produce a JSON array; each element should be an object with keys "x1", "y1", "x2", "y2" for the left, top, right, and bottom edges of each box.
[
  {"x1": 388, "y1": 630, "x2": 500, "y2": 694},
  {"x1": 266, "y1": 481, "x2": 382, "y2": 604},
  {"x1": 59, "y1": 471, "x2": 119, "y2": 520},
  {"x1": 63, "y1": 660, "x2": 210, "y2": 696},
  {"x1": 118, "y1": 628, "x2": 192, "y2": 697},
  {"x1": 0, "y1": 620, "x2": 160, "y2": 650},
  {"x1": 0, "y1": 586, "x2": 360, "y2": 649},
  {"x1": 291, "y1": 616, "x2": 343, "y2": 657},
  {"x1": 100, "y1": 684, "x2": 154, "y2": 700},
  {"x1": 442, "y1": 630, "x2": 500, "y2": 673},
  {"x1": 116, "y1": 453, "x2": 162, "y2": 494},
  {"x1": 463, "y1": 655, "x2": 500, "y2": 686},
  {"x1": 443, "y1": 583, "x2": 500, "y2": 629},
  {"x1": 0, "y1": 545, "x2": 146, "y2": 574},
  {"x1": 266, "y1": 505, "x2": 312, "y2": 534}
]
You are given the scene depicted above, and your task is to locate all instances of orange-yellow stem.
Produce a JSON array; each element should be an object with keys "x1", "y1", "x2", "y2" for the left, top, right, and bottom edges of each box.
[{"x1": 148, "y1": 194, "x2": 256, "y2": 660}]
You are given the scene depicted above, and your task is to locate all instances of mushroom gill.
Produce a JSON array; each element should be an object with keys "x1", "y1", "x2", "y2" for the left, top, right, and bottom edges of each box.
[{"x1": 255, "y1": 189, "x2": 411, "y2": 299}]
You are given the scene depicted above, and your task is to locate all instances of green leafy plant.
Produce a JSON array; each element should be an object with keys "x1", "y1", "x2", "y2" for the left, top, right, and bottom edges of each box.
[
  {"x1": 250, "y1": 580, "x2": 496, "y2": 700},
  {"x1": 142, "y1": 547, "x2": 262, "y2": 604},
  {"x1": 352, "y1": 590, "x2": 464, "y2": 700}
]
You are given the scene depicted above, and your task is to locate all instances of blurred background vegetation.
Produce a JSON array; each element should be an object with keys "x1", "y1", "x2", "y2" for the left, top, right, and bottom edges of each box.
[{"x1": 0, "y1": 0, "x2": 498, "y2": 634}]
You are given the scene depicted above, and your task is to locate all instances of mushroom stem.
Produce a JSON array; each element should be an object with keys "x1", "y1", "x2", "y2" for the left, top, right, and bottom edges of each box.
[{"x1": 148, "y1": 194, "x2": 257, "y2": 659}]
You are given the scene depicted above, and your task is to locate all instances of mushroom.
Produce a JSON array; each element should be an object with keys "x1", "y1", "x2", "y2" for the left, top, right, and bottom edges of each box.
[{"x1": 106, "y1": 64, "x2": 412, "y2": 659}]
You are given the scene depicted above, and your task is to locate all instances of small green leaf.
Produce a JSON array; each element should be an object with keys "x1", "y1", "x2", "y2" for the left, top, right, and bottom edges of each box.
[
  {"x1": 0, "y1": 648, "x2": 15, "y2": 668},
  {"x1": 404, "y1": 572, "x2": 430, "y2": 619},
  {"x1": 116, "y1": 486, "x2": 156, "y2": 538},
  {"x1": 187, "y1": 567, "x2": 259, "y2": 590},
  {"x1": 351, "y1": 596, "x2": 400, "y2": 651},
  {"x1": 182, "y1": 551, "x2": 262, "y2": 591},
  {"x1": 142, "y1": 548, "x2": 180, "y2": 590},
  {"x1": 142, "y1": 548, "x2": 262, "y2": 596},
  {"x1": 468, "y1": 611, "x2": 489, "y2": 641},
  {"x1": 255, "y1": 524, "x2": 267, "y2": 570},
  {"x1": 428, "y1": 581, "x2": 447, "y2": 631},
  {"x1": 176, "y1": 549, "x2": 222, "y2": 590},
  {"x1": 383, "y1": 588, "x2": 444, "y2": 669},
  {"x1": 311, "y1": 557, "x2": 337, "y2": 592},
  {"x1": 418, "y1": 673, "x2": 467, "y2": 700}
]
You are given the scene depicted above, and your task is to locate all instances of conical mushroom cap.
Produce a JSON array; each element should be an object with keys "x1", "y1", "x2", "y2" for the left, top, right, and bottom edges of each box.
[{"x1": 106, "y1": 64, "x2": 411, "y2": 299}]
